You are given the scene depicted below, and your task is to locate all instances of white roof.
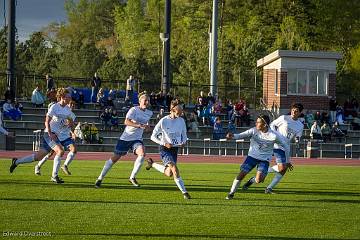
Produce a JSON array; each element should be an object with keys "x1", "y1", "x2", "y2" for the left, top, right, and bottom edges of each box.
[{"x1": 257, "y1": 50, "x2": 342, "y2": 68}]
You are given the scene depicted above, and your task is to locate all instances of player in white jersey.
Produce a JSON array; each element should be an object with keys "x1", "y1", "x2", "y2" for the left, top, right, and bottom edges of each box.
[
  {"x1": 145, "y1": 100, "x2": 191, "y2": 199},
  {"x1": 248, "y1": 103, "x2": 304, "y2": 193},
  {"x1": 225, "y1": 114, "x2": 288, "y2": 200},
  {"x1": 35, "y1": 99, "x2": 77, "y2": 176},
  {"x1": 242, "y1": 103, "x2": 304, "y2": 193},
  {"x1": 95, "y1": 93, "x2": 153, "y2": 188},
  {"x1": 10, "y1": 88, "x2": 76, "y2": 184}
]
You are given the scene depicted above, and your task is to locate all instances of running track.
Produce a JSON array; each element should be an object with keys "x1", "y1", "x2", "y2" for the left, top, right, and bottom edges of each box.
[{"x1": 0, "y1": 151, "x2": 359, "y2": 166}]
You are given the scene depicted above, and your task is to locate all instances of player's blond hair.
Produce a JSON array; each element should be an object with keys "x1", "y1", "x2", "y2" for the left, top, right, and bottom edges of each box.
[
  {"x1": 56, "y1": 88, "x2": 70, "y2": 100},
  {"x1": 138, "y1": 92, "x2": 149, "y2": 101}
]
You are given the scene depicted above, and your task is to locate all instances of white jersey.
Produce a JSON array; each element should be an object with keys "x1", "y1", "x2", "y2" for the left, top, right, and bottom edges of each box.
[
  {"x1": 151, "y1": 115, "x2": 187, "y2": 146},
  {"x1": 270, "y1": 115, "x2": 304, "y2": 152},
  {"x1": 45, "y1": 102, "x2": 76, "y2": 141},
  {"x1": 234, "y1": 127, "x2": 287, "y2": 162},
  {"x1": 120, "y1": 106, "x2": 153, "y2": 141}
]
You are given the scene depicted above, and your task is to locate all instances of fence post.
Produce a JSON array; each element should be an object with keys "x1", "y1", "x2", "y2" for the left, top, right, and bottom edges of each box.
[
  {"x1": 235, "y1": 139, "x2": 244, "y2": 156},
  {"x1": 203, "y1": 138, "x2": 211, "y2": 155}
]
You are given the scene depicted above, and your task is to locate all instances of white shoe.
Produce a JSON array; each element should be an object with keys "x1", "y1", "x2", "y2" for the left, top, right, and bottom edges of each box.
[{"x1": 35, "y1": 165, "x2": 41, "y2": 176}]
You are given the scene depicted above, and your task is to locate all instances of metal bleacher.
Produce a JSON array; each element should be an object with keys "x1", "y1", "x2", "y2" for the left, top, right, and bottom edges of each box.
[{"x1": 3, "y1": 101, "x2": 360, "y2": 159}]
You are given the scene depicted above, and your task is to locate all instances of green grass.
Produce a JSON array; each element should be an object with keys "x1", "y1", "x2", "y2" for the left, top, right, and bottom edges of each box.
[{"x1": 0, "y1": 159, "x2": 359, "y2": 240}]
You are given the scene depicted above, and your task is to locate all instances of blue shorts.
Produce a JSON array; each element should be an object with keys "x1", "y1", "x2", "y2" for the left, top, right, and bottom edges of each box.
[
  {"x1": 240, "y1": 156, "x2": 269, "y2": 176},
  {"x1": 114, "y1": 140, "x2": 143, "y2": 156},
  {"x1": 41, "y1": 133, "x2": 75, "y2": 152},
  {"x1": 274, "y1": 149, "x2": 287, "y2": 164},
  {"x1": 160, "y1": 146, "x2": 178, "y2": 166}
]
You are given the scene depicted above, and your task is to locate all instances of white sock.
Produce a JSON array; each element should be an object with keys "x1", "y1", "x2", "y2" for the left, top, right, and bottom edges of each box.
[
  {"x1": 16, "y1": 154, "x2": 35, "y2": 165},
  {"x1": 230, "y1": 178, "x2": 241, "y2": 194},
  {"x1": 267, "y1": 172, "x2": 283, "y2": 190},
  {"x1": 268, "y1": 165, "x2": 279, "y2": 173},
  {"x1": 52, "y1": 155, "x2": 62, "y2": 178},
  {"x1": 130, "y1": 155, "x2": 144, "y2": 179},
  {"x1": 37, "y1": 154, "x2": 50, "y2": 168},
  {"x1": 152, "y1": 163, "x2": 165, "y2": 173},
  {"x1": 97, "y1": 159, "x2": 114, "y2": 180},
  {"x1": 64, "y1": 152, "x2": 75, "y2": 166},
  {"x1": 174, "y1": 177, "x2": 187, "y2": 193}
]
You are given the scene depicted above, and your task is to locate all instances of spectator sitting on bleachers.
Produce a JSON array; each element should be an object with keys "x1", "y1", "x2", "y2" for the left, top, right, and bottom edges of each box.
[
  {"x1": 310, "y1": 121, "x2": 322, "y2": 140},
  {"x1": 197, "y1": 91, "x2": 208, "y2": 108},
  {"x1": 213, "y1": 116, "x2": 225, "y2": 140},
  {"x1": 225, "y1": 99, "x2": 234, "y2": 121},
  {"x1": 188, "y1": 112, "x2": 200, "y2": 138},
  {"x1": 74, "y1": 122, "x2": 84, "y2": 143},
  {"x1": 351, "y1": 116, "x2": 360, "y2": 130},
  {"x1": 207, "y1": 92, "x2": 215, "y2": 105},
  {"x1": 100, "y1": 108, "x2": 111, "y2": 130},
  {"x1": 155, "y1": 91, "x2": 165, "y2": 110},
  {"x1": 331, "y1": 122, "x2": 345, "y2": 140},
  {"x1": 3, "y1": 99, "x2": 21, "y2": 121},
  {"x1": 305, "y1": 110, "x2": 314, "y2": 129},
  {"x1": 202, "y1": 103, "x2": 213, "y2": 126},
  {"x1": 165, "y1": 92, "x2": 173, "y2": 112},
  {"x1": 69, "y1": 100, "x2": 76, "y2": 111},
  {"x1": 329, "y1": 97, "x2": 337, "y2": 124},
  {"x1": 150, "y1": 91, "x2": 156, "y2": 110},
  {"x1": 31, "y1": 86, "x2": 45, "y2": 107},
  {"x1": 106, "y1": 96, "x2": 114, "y2": 109},
  {"x1": 227, "y1": 120, "x2": 236, "y2": 135},
  {"x1": 78, "y1": 91, "x2": 85, "y2": 109},
  {"x1": 336, "y1": 106, "x2": 345, "y2": 125},
  {"x1": 4, "y1": 87, "x2": 14, "y2": 102},
  {"x1": 314, "y1": 111, "x2": 321, "y2": 124},
  {"x1": 156, "y1": 108, "x2": 164, "y2": 122},
  {"x1": 351, "y1": 97, "x2": 359, "y2": 113},
  {"x1": 90, "y1": 122, "x2": 99, "y2": 143},
  {"x1": 212, "y1": 99, "x2": 222, "y2": 116},
  {"x1": 97, "y1": 88, "x2": 106, "y2": 108},
  {"x1": 321, "y1": 111, "x2": 330, "y2": 125},
  {"x1": 321, "y1": 122, "x2": 331, "y2": 142},
  {"x1": 111, "y1": 109, "x2": 119, "y2": 130},
  {"x1": 14, "y1": 100, "x2": 23, "y2": 112}
]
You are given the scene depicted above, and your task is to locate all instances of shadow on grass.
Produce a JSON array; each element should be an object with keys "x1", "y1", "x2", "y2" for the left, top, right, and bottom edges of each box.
[
  {"x1": 0, "y1": 197, "x2": 318, "y2": 209},
  {"x1": 57, "y1": 233, "x2": 344, "y2": 240},
  {"x1": 1, "y1": 179, "x2": 359, "y2": 197}
]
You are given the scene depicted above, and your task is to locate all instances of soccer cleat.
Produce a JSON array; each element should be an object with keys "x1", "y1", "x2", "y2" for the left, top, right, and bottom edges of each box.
[
  {"x1": 9, "y1": 158, "x2": 18, "y2": 173},
  {"x1": 183, "y1": 192, "x2": 191, "y2": 199},
  {"x1": 95, "y1": 179, "x2": 102, "y2": 188},
  {"x1": 265, "y1": 188, "x2": 275, "y2": 194},
  {"x1": 145, "y1": 158, "x2": 154, "y2": 170},
  {"x1": 51, "y1": 176, "x2": 64, "y2": 184},
  {"x1": 242, "y1": 177, "x2": 255, "y2": 190},
  {"x1": 61, "y1": 165, "x2": 71, "y2": 175},
  {"x1": 129, "y1": 178, "x2": 140, "y2": 187},
  {"x1": 34, "y1": 165, "x2": 41, "y2": 176},
  {"x1": 225, "y1": 193, "x2": 234, "y2": 200}
]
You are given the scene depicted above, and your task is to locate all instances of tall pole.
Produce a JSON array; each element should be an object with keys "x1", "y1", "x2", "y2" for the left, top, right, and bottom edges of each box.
[
  {"x1": 210, "y1": 0, "x2": 218, "y2": 97},
  {"x1": 7, "y1": 0, "x2": 16, "y2": 98},
  {"x1": 162, "y1": 0, "x2": 171, "y2": 94}
]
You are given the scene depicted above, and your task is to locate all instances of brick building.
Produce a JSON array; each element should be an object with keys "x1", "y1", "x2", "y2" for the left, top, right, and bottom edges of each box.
[{"x1": 257, "y1": 50, "x2": 342, "y2": 114}]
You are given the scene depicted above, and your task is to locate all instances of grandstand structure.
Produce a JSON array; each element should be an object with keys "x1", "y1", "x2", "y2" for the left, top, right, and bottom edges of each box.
[{"x1": 3, "y1": 100, "x2": 359, "y2": 159}]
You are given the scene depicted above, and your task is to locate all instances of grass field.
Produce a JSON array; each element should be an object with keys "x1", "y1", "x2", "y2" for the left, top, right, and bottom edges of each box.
[{"x1": 0, "y1": 159, "x2": 359, "y2": 239}]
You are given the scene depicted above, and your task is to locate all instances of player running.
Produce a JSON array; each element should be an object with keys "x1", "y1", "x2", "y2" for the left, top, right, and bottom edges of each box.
[
  {"x1": 95, "y1": 93, "x2": 153, "y2": 188},
  {"x1": 145, "y1": 99, "x2": 191, "y2": 199},
  {"x1": 35, "y1": 96, "x2": 78, "y2": 176},
  {"x1": 10, "y1": 88, "x2": 76, "y2": 184},
  {"x1": 225, "y1": 114, "x2": 288, "y2": 200},
  {"x1": 242, "y1": 103, "x2": 304, "y2": 193}
]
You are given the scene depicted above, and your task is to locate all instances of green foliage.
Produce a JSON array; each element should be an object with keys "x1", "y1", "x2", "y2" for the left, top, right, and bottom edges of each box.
[{"x1": 0, "y1": 0, "x2": 359, "y2": 99}]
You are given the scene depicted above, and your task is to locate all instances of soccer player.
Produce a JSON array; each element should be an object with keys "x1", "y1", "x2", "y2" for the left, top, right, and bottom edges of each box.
[
  {"x1": 35, "y1": 99, "x2": 78, "y2": 176},
  {"x1": 225, "y1": 114, "x2": 288, "y2": 200},
  {"x1": 10, "y1": 88, "x2": 76, "y2": 184},
  {"x1": 95, "y1": 93, "x2": 153, "y2": 188},
  {"x1": 242, "y1": 103, "x2": 304, "y2": 193},
  {"x1": 146, "y1": 100, "x2": 191, "y2": 199}
]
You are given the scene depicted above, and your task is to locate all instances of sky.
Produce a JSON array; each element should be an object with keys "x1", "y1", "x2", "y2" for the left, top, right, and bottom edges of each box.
[{"x1": 0, "y1": 0, "x2": 68, "y2": 42}]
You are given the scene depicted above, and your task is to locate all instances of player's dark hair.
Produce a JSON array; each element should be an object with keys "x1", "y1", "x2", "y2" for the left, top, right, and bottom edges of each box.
[
  {"x1": 258, "y1": 114, "x2": 270, "y2": 126},
  {"x1": 291, "y1": 103, "x2": 304, "y2": 112}
]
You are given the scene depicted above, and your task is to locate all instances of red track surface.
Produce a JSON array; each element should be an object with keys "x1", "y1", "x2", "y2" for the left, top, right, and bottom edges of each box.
[{"x1": 0, "y1": 151, "x2": 359, "y2": 166}]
